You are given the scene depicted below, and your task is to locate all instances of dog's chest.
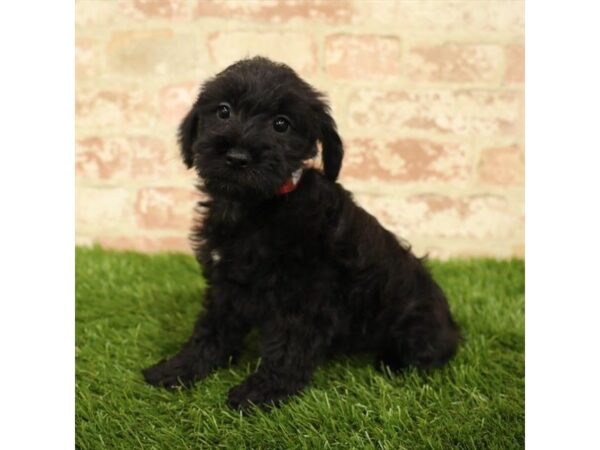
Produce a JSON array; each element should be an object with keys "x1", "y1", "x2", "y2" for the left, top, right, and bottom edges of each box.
[{"x1": 208, "y1": 223, "x2": 314, "y2": 288}]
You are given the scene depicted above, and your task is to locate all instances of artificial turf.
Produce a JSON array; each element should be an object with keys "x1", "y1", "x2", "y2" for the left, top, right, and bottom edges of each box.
[{"x1": 75, "y1": 246, "x2": 524, "y2": 449}]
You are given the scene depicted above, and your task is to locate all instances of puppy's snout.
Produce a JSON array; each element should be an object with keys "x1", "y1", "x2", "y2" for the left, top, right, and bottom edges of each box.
[{"x1": 225, "y1": 148, "x2": 251, "y2": 169}]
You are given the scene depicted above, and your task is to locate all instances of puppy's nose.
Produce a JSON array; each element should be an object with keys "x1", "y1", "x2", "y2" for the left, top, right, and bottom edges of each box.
[{"x1": 225, "y1": 148, "x2": 251, "y2": 168}]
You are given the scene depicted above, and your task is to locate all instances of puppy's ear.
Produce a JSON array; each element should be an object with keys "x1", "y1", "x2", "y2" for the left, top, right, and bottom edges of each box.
[
  {"x1": 319, "y1": 111, "x2": 344, "y2": 181},
  {"x1": 178, "y1": 106, "x2": 199, "y2": 169}
]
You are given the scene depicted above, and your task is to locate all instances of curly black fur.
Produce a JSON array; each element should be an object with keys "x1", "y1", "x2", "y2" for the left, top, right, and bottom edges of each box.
[{"x1": 143, "y1": 57, "x2": 461, "y2": 410}]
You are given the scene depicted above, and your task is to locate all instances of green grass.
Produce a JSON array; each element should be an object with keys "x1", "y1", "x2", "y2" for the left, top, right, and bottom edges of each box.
[{"x1": 76, "y1": 246, "x2": 524, "y2": 450}]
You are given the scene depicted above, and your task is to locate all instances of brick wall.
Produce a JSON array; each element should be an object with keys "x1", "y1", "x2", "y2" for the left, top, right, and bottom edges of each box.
[{"x1": 75, "y1": 0, "x2": 524, "y2": 259}]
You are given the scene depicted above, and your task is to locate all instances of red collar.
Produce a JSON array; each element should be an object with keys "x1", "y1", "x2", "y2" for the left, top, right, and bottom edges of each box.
[{"x1": 276, "y1": 168, "x2": 303, "y2": 195}]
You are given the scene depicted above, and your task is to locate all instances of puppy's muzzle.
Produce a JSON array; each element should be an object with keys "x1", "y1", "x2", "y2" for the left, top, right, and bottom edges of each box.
[{"x1": 225, "y1": 148, "x2": 251, "y2": 169}]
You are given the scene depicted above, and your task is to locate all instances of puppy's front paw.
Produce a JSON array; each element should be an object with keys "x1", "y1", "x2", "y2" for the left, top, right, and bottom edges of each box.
[
  {"x1": 227, "y1": 379, "x2": 264, "y2": 410},
  {"x1": 227, "y1": 374, "x2": 290, "y2": 410},
  {"x1": 142, "y1": 357, "x2": 196, "y2": 389}
]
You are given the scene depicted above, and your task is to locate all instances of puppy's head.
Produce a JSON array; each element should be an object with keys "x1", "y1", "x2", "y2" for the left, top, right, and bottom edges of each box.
[{"x1": 178, "y1": 57, "x2": 343, "y2": 199}]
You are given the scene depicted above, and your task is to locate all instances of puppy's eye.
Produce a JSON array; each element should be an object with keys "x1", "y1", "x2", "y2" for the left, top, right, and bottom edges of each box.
[
  {"x1": 273, "y1": 117, "x2": 289, "y2": 133},
  {"x1": 216, "y1": 103, "x2": 230, "y2": 120}
]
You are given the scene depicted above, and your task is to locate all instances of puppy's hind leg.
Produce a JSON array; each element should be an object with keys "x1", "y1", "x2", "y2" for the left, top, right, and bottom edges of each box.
[{"x1": 376, "y1": 274, "x2": 461, "y2": 372}]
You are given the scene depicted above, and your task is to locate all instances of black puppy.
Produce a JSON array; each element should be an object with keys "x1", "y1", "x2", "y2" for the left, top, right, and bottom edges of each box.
[{"x1": 143, "y1": 57, "x2": 460, "y2": 409}]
